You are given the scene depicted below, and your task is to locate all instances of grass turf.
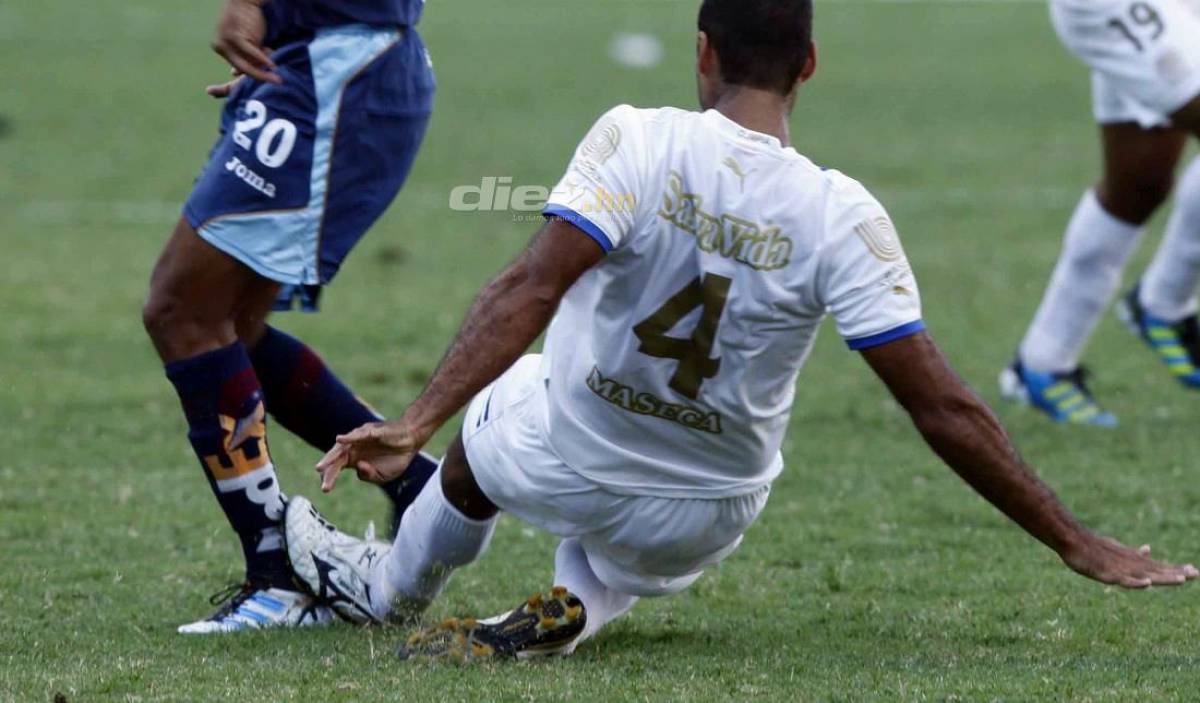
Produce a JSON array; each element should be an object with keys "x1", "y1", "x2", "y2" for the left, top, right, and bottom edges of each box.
[{"x1": 1, "y1": 0, "x2": 1198, "y2": 700}]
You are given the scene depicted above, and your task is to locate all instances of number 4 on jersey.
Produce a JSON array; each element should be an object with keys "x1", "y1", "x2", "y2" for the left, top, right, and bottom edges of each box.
[{"x1": 634, "y1": 273, "x2": 732, "y2": 400}]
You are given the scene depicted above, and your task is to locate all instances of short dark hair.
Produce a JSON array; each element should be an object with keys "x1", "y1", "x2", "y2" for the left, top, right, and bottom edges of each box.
[{"x1": 698, "y1": 0, "x2": 814, "y2": 95}]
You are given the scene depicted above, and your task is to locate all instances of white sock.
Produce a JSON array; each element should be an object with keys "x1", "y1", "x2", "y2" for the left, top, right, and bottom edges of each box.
[
  {"x1": 371, "y1": 470, "x2": 497, "y2": 620},
  {"x1": 1141, "y1": 157, "x2": 1200, "y2": 322},
  {"x1": 1019, "y1": 190, "x2": 1144, "y2": 373},
  {"x1": 553, "y1": 538, "x2": 638, "y2": 646}
]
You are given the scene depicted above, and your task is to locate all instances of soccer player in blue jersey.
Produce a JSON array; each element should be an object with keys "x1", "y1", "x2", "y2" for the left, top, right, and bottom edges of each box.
[{"x1": 142, "y1": 0, "x2": 437, "y2": 633}]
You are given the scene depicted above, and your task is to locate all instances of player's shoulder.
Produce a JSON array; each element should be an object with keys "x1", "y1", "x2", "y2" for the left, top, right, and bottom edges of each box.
[
  {"x1": 589, "y1": 104, "x2": 693, "y2": 135},
  {"x1": 811, "y1": 167, "x2": 889, "y2": 228}
]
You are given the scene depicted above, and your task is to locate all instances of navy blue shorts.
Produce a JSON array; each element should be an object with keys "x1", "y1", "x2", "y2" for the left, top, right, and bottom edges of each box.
[{"x1": 184, "y1": 24, "x2": 434, "y2": 311}]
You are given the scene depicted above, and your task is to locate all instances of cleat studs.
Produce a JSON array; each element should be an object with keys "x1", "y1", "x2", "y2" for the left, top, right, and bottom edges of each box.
[
  {"x1": 441, "y1": 618, "x2": 460, "y2": 630},
  {"x1": 565, "y1": 605, "x2": 582, "y2": 622},
  {"x1": 551, "y1": 586, "x2": 568, "y2": 599},
  {"x1": 539, "y1": 616, "x2": 558, "y2": 630},
  {"x1": 471, "y1": 642, "x2": 494, "y2": 658},
  {"x1": 462, "y1": 618, "x2": 479, "y2": 629},
  {"x1": 524, "y1": 594, "x2": 543, "y2": 613}
]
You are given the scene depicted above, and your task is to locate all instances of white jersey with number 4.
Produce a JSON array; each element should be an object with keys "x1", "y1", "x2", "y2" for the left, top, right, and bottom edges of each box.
[{"x1": 537, "y1": 105, "x2": 924, "y2": 499}]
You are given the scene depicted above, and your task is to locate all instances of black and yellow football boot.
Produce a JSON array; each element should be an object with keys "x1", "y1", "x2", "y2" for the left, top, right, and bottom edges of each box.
[{"x1": 399, "y1": 587, "x2": 586, "y2": 662}]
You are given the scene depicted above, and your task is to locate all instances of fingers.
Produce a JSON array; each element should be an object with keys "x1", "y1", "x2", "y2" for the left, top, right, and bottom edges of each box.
[
  {"x1": 321, "y1": 462, "x2": 343, "y2": 494},
  {"x1": 1115, "y1": 575, "x2": 1152, "y2": 589},
  {"x1": 212, "y1": 38, "x2": 281, "y2": 85},
  {"x1": 1107, "y1": 559, "x2": 1199, "y2": 589},
  {"x1": 335, "y1": 422, "x2": 383, "y2": 445},
  {"x1": 316, "y1": 443, "x2": 349, "y2": 474},
  {"x1": 316, "y1": 444, "x2": 353, "y2": 493},
  {"x1": 205, "y1": 79, "x2": 240, "y2": 98}
]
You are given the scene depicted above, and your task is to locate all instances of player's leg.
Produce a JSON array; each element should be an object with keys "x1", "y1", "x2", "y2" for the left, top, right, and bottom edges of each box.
[
  {"x1": 1122, "y1": 96, "x2": 1200, "y2": 386},
  {"x1": 399, "y1": 484, "x2": 771, "y2": 661},
  {"x1": 1003, "y1": 123, "x2": 1186, "y2": 424},
  {"x1": 237, "y1": 312, "x2": 439, "y2": 534},
  {"x1": 285, "y1": 432, "x2": 499, "y2": 624},
  {"x1": 144, "y1": 220, "x2": 332, "y2": 633},
  {"x1": 548, "y1": 537, "x2": 639, "y2": 646},
  {"x1": 221, "y1": 25, "x2": 438, "y2": 535}
]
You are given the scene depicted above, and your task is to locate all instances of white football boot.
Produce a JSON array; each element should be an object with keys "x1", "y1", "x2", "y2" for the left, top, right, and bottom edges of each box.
[
  {"x1": 285, "y1": 496, "x2": 391, "y2": 625},
  {"x1": 177, "y1": 582, "x2": 334, "y2": 634}
]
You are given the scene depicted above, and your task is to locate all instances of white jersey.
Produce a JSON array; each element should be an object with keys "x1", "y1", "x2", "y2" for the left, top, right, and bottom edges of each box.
[{"x1": 537, "y1": 106, "x2": 923, "y2": 499}]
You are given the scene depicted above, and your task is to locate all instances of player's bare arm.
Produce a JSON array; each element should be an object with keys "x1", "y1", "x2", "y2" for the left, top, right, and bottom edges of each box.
[
  {"x1": 862, "y1": 331, "x2": 1198, "y2": 589},
  {"x1": 316, "y1": 219, "x2": 605, "y2": 491},
  {"x1": 211, "y1": 0, "x2": 280, "y2": 86}
]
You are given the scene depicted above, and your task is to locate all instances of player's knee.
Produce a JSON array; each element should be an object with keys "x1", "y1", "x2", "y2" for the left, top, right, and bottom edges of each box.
[
  {"x1": 142, "y1": 286, "x2": 231, "y2": 356},
  {"x1": 141, "y1": 290, "x2": 176, "y2": 342},
  {"x1": 1097, "y1": 171, "x2": 1174, "y2": 225},
  {"x1": 439, "y1": 438, "x2": 498, "y2": 521}
]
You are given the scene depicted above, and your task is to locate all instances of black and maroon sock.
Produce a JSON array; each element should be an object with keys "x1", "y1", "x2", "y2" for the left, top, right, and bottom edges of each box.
[{"x1": 165, "y1": 342, "x2": 291, "y2": 587}]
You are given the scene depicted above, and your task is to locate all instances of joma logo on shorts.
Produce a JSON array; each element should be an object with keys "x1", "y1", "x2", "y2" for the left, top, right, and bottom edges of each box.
[
  {"x1": 586, "y1": 366, "x2": 723, "y2": 435},
  {"x1": 225, "y1": 155, "x2": 277, "y2": 199},
  {"x1": 659, "y1": 171, "x2": 792, "y2": 271}
]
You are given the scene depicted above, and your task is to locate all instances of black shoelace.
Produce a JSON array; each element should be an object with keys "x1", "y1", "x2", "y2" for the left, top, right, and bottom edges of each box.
[{"x1": 206, "y1": 582, "x2": 257, "y2": 620}]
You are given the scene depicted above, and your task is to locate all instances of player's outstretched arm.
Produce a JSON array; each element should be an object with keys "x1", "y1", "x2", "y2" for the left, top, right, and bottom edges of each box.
[
  {"x1": 315, "y1": 219, "x2": 605, "y2": 491},
  {"x1": 860, "y1": 331, "x2": 1198, "y2": 589}
]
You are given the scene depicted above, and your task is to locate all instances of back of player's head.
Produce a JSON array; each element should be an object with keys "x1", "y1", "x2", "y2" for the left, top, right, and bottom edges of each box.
[{"x1": 698, "y1": 0, "x2": 814, "y2": 95}]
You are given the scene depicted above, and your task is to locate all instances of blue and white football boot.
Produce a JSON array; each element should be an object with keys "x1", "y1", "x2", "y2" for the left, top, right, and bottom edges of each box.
[
  {"x1": 177, "y1": 582, "x2": 333, "y2": 634},
  {"x1": 1117, "y1": 286, "x2": 1200, "y2": 389},
  {"x1": 999, "y1": 359, "x2": 1118, "y2": 427},
  {"x1": 285, "y1": 496, "x2": 392, "y2": 625}
]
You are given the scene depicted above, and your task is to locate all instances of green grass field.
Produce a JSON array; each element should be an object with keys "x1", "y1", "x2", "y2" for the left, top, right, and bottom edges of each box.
[{"x1": 3, "y1": 0, "x2": 1199, "y2": 700}]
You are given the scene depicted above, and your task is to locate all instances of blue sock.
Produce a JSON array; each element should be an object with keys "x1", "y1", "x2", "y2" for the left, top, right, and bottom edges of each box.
[
  {"x1": 249, "y1": 327, "x2": 437, "y2": 533},
  {"x1": 249, "y1": 326, "x2": 380, "y2": 451},
  {"x1": 165, "y1": 343, "x2": 291, "y2": 587}
]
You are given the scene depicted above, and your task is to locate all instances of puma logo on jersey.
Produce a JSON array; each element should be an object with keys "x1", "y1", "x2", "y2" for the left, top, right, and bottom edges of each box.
[
  {"x1": 659, "y1": 171, "x2": 792, "y2": 272},
  {"x1": 722, "y1": 157, "x2": 756, "y2": 191},
  {"x1": 586, "y1": 366, "x2": 724, "y2": 435}
]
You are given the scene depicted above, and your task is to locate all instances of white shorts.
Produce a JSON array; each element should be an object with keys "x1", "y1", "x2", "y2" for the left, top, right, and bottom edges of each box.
[
  {"x1": 462, "y1": 355, "x2": 770, "y2": 598},
  {"x1": 1051, "y1": 0, "x2": 1200, "y2": 127}
]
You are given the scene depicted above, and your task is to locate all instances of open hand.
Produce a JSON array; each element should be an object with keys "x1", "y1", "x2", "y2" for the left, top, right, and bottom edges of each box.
[
  {"x1": 1061, "y1": 534, "x2": 1199, "y2": 589},
  {"x1": 315, "y1": 421, "x2": 424, "y2": 493},
  {"x1": 211, "y1": 0, "x2": 280, "y2": 86}
]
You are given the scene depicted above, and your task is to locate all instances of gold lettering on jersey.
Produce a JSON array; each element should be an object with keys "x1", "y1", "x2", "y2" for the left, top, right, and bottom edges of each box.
[
  {"x1": 659, "y1": 171, "x2": 792, "y2": 271},
  {"x1": 853, "y1": 217, "x2": 905, "y2": 263},
  {"x1": 586, "y1": 366, "x2": 723, "y2": 435}
]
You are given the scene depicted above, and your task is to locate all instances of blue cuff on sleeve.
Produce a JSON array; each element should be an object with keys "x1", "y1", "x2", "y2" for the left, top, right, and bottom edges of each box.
[
  {"x1": 845, "y1": 320, "x2": 926, "y2": 350},
  {"x1": 543, "y1": 205, "x2": 614, "y2": 253}
]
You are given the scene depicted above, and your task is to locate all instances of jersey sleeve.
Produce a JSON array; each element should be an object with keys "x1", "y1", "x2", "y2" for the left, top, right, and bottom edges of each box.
[
  {"x1": 817, "y1": 187, "x2": 925, "y2": 350},
  {"x1": 543, "y1": 105, "x2": 643, "y2": 253}
]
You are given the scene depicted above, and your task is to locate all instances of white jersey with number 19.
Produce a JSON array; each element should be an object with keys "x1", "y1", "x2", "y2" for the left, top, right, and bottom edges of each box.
[{"x1": 537, "y1": 105, "x2": 924, "y2": 499}]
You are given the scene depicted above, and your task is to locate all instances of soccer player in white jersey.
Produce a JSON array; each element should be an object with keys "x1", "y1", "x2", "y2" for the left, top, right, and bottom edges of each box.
[
  {"x1": 283, "y1": 0, "x2": 1196, "y2": 659},
  {"x1": 1001, "y1": 0, "x2": 1200, "y2": 425}
]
